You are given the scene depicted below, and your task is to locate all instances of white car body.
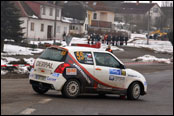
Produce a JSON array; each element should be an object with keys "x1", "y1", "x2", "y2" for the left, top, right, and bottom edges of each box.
[{"x1": 29, "y1": 46, "x2": 147, "y2": 99}]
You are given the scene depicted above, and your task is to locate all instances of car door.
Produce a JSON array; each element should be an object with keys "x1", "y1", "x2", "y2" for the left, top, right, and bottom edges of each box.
[
  {"x1": 93, "y1": 52, "x2": 126, "y2": 89},
  {"x1": 73, "y1": 51, "x2": 95, "y2": 84}
]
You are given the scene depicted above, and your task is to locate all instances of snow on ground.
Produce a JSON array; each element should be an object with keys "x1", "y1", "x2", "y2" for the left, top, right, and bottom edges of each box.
[
  {"x1": 128, "y1": 34, "x2": 173, "y2": 55},
  {"x1": 1, "y1": 57, "x2": 20, "y2": 65},
  {"x1": 132, "y1": 55, "x2": 171, "y2": 64},
  {"x1": 1, "y1": 44, "x2": 43, "y2": 56}
]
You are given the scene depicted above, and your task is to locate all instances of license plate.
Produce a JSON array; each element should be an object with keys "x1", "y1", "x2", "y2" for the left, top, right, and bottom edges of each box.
[{"x1": 35, "y1": 75, "x2": 46, "y2": 81}]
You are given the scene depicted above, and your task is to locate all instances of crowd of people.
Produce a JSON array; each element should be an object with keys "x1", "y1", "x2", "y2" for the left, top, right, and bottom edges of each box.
[{"x1": 87, "y1": 33, "x2": 129, "y2": 46}]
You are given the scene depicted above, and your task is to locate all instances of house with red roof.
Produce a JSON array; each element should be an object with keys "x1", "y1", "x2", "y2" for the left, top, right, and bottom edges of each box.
[{"x1": 14, "y1": 1, "x2": 70, "y2": 41}]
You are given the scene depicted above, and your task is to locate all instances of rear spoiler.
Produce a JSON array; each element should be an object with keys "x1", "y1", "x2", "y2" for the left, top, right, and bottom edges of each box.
[{"x1": 49, "y1": 45, "x2": 68, "y2": 51}]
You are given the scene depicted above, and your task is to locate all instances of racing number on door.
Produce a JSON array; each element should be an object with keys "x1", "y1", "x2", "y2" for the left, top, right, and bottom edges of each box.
[{"x1": 76, "y1": 51, "x2": 84, "y2": 60}]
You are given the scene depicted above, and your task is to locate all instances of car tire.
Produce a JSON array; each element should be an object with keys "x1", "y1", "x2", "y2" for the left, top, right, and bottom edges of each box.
[
  {"x1": 32, "y1": 85, "x2": 49, "y2": 94},
  {"x1": 127, "y1": 82, "x2": 141, "y2": 100},
  {"x1": 62, "y1": 79, "x2": 80, "y2": 98},
  {"x1": 98, "y1": 92, "x2": 106, "y2": 97}
]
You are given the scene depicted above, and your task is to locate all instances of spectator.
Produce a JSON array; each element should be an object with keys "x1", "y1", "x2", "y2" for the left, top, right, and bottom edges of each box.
[
  {"x1": 125, "y1": 34, "x2": 128, "y2": 45},
  {"x1": 120, "y1": 34, "x2": 124, "y2": 46},
  {"x1": 112, "y1": 34, "x2": 116, "y2": 46},
  {"x1": 115, "y1": 33, "x2": 119, "y2": 46},
  {"x1": 62, "y1": 32, "x2": 66, "y2": 41},
  {"x1": 91, "y1": 33, "x2": 94, "y2": 45},
  {"x1": 104, "y1": 34, "x2": 108, "y2": 44},
  {"x1": 65, "y1": 33, "x2": 72, "y2": 46},
  {"x1": 87, "y1": 34, "x2": 90, "y2": 44},
  {"x1": 101, "y1": 34, "x2": 104, "y2": 44},
  {"x1": 107, "y1": 34, "x2": 111, "y2": 45}
]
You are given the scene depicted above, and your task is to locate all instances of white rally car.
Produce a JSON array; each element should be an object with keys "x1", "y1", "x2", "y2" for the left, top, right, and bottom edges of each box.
[{"x1": 29, "y1": 46, "x2": 147, "y2": 100}]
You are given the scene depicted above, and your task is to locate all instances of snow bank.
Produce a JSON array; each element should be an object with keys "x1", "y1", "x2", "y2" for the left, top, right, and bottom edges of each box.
[
  {"x1": 1, "y1": 44, "x2": 43, "y2": 56},
  {"x1": 132, "y1": 55, "x2": 171, "y2": 64},
  {"x1": 128, "y1": 39, "x2": 173, "y2": 54}
]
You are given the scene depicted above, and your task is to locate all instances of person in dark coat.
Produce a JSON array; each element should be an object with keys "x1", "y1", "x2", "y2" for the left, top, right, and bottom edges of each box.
[
  {"x1": 115, "y1": 33, "x2": 118, "y2": 46},
  {"x1": 125, "y1": 34, "x2": 128, "y2": 45},
  {"x1": 120, "y1": 34, "x2": 124, "y2": 46},
  {"x1": 87, "y1": 34, "x2": 91, "y2": 44},
  {"x1": 91, "y1": 33, "x2": 94, "y2": 45},
  {"x1": 107, "y1": 34, "x2": 111, "y2": 45},
  {"x1": 112, "y1": 34, "x2": 116, "y2": 46}
]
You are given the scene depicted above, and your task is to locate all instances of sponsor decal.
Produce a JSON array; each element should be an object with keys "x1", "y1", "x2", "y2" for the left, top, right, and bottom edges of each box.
[
  {"x1": 121, "y1": 70, "x2": 126, "y2": 76},
  {"x1": 73, "y1": 63, "x2": 91, "y2": 84},
  {"x1": 47, "y1": 77, "x2": 56, "y2": 81},
  {"x1": 109, "y1": 75, "x2": 125, "y2": 82},
  {"x1": 51, "y1": 73, "x2": 60, "y2": 77},
  {"x1": 66, "y1": 68, "x2": 77, "y2": 75},
  {"x1": 61, "y1": 50, "x2": 67, "y2": 56},
  {"x1": 109, "y1": 69, "x2": 121, "y2": 75},
  {"x1": 36, "y1": 61, "x2": 53, "y2": 69}
]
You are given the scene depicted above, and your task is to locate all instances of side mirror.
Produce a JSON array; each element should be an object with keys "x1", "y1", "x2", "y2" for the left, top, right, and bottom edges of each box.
[{"x1": 120, "y1": 64, "x2": 125, "y2": 69}]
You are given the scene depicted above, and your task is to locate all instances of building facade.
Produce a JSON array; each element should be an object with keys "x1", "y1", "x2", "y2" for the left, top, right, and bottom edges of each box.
[{"x1": 15, "y1": 1, "x2": 70, "y2": 41}]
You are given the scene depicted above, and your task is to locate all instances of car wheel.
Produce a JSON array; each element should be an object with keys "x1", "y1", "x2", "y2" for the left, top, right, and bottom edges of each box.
[
  {"x1": 127, "y1": 82, "x2": 141, "y2": 100},
  {"x1": 62, "y1": 79, "x2": 80, "y2": 98},
  {"x1": 98, "y1": 92, "x2": 106, "y2": 97},
  {"x1": 32, "y1": 85, "x2": 49, "y2": 94}
]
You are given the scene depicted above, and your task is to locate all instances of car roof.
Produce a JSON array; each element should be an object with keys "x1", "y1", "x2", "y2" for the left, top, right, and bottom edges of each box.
[{"x1": 50, "y1": 45, "x2": 108, "y2": 53}]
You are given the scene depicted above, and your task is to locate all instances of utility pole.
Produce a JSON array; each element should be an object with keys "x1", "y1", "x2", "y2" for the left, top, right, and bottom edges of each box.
[
  {"x1": 53, "y1": 1, "x2": 57, "y2": 45},
  {"x1": 147, "y1": 10, "x2": 150, "y2": 45}
]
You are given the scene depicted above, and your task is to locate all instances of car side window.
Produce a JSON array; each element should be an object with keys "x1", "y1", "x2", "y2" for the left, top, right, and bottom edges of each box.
[
  {"x1": 74, "y1": 52, "x2": 94, "y2": 65},
  {"x1": 94, "y1": 52, "x2": 121, "y2": 68}
]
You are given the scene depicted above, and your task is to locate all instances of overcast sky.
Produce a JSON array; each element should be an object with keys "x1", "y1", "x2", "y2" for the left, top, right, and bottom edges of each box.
[{"x1": 124, "y1": 1, "x2": 173, "y2": 7}]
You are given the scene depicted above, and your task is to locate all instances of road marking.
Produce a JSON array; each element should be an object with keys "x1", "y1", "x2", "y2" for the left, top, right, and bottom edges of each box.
[
  {"x1": 38, "y1": 98, "x2": 52, "y2": 104},
  {"x1": 20, "y1": 108, "x2": 36, "y2": 115}
]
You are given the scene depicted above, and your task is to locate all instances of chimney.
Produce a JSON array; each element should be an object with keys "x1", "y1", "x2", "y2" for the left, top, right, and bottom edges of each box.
[
  {"x1": 136, "y1": 1, "x2": 139, "y2": 5},
  {"x1": 149, "y1": 1, "x2": 152, "y2": 4}
]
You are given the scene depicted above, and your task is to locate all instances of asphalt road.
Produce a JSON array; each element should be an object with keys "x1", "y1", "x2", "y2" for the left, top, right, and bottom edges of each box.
[{"x1": 1, "y1": 66, "x2": 173, "y2": 115}]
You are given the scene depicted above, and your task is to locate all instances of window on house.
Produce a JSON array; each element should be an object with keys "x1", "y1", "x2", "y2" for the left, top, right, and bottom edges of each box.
[
  {"x1": 57, "y1": 26, "x2": 61, "y2": 33},
  {"x1": 93, "y1": 13, "x2": 97, "y2": 19},
  {"x1": 41, "y1": 24, "x2": 44, "y2": 32},
  {"x1": 85, "y1": 24, "x2": 88, "y2": 30},
  {"x1": 57, "y1": 9, "x2": 59, "y2": 17},
  {"x1": 70, "y1": 25, "x2": 75, "y2": 30},
  {"x1": 75, "y1": 26, "x2": 78, "y2": 30},
  {"x1": 64, "y1": 27, "x2": 67, "y2": 33},
  {"x1": 153, "y1": 8, "x2": 158, "y2": 13},
  {"x1": 50, "y1": 8, "x2": 53, "y2": 16},
  {"x1": 42, "y1": 6, "x2": 46, "y2": 15},
  {"x1": 31, "y1": 22, "x2": 34, "y2": 31}
]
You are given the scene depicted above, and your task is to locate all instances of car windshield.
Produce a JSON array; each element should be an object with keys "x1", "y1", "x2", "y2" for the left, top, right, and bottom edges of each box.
[{"x1": 39, "y1": 48, "x2": 67, "y2": 62}]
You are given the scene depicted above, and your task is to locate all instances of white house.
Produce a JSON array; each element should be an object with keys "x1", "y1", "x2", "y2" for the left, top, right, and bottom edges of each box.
[{"x1": 15, "y1": 1, "x2": 70, "y2": 41}]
